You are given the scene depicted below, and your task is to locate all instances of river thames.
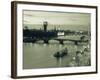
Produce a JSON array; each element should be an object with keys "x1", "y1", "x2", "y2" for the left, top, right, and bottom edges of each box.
[{"x1": 23, "y1": 35, "x2": 91, "y2": 69}]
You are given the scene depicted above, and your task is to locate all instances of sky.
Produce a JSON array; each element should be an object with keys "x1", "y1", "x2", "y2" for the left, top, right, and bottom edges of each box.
[{"x1": 23, "y1": 10, "x2": 91, "y2": 31}]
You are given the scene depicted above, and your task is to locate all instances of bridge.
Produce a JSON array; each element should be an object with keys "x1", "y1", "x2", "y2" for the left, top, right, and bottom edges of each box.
[
  {"x1": 53, "y1": 38, "x2": 88, "y2": 45},
  {"x1": 23, "y1": 37, "x2": 88, "y2": 45}
]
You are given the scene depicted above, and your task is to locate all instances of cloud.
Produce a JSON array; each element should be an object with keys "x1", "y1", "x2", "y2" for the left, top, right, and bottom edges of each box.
[{"x1": 23, "y1": 10, "x2": 90, "y2": 26}]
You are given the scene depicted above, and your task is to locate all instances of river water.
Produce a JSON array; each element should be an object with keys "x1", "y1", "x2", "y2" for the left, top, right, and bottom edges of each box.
[{"x1": 23, "y1": 35, "x2": 91, "y2": 69}]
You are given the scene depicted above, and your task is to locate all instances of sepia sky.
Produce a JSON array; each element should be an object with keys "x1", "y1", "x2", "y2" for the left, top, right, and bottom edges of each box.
[
  {"x1": 23, "y1": 10, "x2": 91, "y2": 31},
  {"x1": 23, "y1": 10, "x2": 90, "y2": 25}
]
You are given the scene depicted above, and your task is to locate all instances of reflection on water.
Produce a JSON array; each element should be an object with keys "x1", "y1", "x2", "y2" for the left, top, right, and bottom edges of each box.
[{"x1": 23, "y1": 40, "x2": 91, "y2": 69}]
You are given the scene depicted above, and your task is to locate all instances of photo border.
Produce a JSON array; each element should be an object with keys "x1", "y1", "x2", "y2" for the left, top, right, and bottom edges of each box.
[{"x1": 11, "y1": 1, "x2": 98, "y2": 78}]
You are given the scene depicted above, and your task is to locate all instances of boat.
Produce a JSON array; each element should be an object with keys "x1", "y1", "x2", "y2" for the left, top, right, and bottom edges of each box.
[{"x1": 54, "y1": 48, "x2": 68, "y2": 58}]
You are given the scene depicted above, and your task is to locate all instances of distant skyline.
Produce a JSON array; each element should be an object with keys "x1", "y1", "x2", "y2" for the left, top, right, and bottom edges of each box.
[{"x1": 23, "y1": 10, "x2": 91, "y2": 31}]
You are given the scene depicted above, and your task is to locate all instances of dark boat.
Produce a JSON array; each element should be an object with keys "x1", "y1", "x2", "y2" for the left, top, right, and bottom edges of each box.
[{"x1": 54, "y1": 48, "x2": 68, "y2": 58}]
